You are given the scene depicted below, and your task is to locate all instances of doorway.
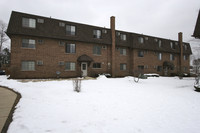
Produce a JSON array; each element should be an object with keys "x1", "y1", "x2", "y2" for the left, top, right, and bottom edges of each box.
[{"x1": 81, "y1": 62, "x2": 87, "y2": 77}]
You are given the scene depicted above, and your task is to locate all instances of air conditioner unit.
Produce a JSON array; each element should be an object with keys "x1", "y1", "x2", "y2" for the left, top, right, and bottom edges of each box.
[
  {"x1": 37, "y1": 61, "x2": 43, "y2": 65},
  {"x1": 116, "y1": 32, "x2": 120, "y2": 36},
  {"x1": 102, "y1": 46, "x2": 107, "y2": 49},
  {"x1": 102, "y1": 29, "x2": 107, "y2": 34},
  {"x1": 59, "y1": 61, "x2": 65, "y2": 66}
]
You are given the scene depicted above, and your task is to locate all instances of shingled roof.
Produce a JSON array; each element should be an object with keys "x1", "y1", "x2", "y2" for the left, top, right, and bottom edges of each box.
[
  {"x1": 193, "y1": 10, "x2": 200, "y2": 39},
  {"x1": 6, "y1": 11, "x2": 192, "y2": 54}
]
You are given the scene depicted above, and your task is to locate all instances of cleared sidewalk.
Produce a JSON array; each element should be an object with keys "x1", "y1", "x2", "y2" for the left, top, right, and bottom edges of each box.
[{"x1": 0, "y1": 86, "x2": 20, "y2": 133}]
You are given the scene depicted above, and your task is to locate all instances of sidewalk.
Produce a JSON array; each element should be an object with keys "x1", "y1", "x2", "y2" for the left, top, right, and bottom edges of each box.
[{"x1": 0, "y1": 86, "x2": 20, "y2": 133}]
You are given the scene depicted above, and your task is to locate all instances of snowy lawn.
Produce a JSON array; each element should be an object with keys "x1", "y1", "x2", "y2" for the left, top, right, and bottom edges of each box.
[{"x1": 0, "y1": 75, "x2": 200, "y2": 133}]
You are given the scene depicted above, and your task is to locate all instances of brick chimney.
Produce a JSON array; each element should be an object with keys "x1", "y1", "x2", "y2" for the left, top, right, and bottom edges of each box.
[
  {"x1": 178, "y1": 32, "x2": 183, "y2": 73},
  {"x1": 110, "y1": 16, "x2": 116, "y2": 77}
]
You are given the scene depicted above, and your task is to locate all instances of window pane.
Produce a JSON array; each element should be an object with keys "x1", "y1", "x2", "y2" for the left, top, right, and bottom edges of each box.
[
  {"x1": 22, "y1": 39, "x2": 35, "y2": 48},
  {"x1": 29, "y1": 19, "x2": 36, "y2": 28},
  {"x1": 93, "y1": 45, "x2": 101, "y2": 55},
  {"x1": 71, "y1": 44, "x2": 76, "y2": 53},
  {"x1": 66, "y1": 44, "x2": 76, "y2": 53},
  {"x1": 93, "y1": 30, "x2": 101, "y2": 38},
  {"x1": 71, "y1": 63, "x2": 75, "y2": 71},
  {"x1": 120, "y1": 64, "x2": 126, "y2": 70},
  {"x1": 138, "y1": 51, "x2": 144, "y2": 57},
  {"x1": 21, "y1": 61, "x2": 35, "y2": 71},
  {"x1": 71, "y1": 26, "x2": 76, "y2": 35},
  {"x1": 138, "y1": 37, "x2": 144, "y2": 43},
  {"x1": 120, "y1": 34, "x2": 126, "y2": 41},
  {"x1": 66, "y1": 62, "x2": 75, "y2": 71},
  {"x1": 66, "y1": 25, "x2": 76, "y2": 35},
  {"x1": 158, "y1": 53, "x2": 162, "y2": 60},
  {"x1": 138, "y1": 65, "x2": 144, "y2": 70},
  {"x1": 93, "y1": 63, "x2": 101, "y2": 68},
  {"x1": 22, "y1": 18, "x2": 29, "y2": 27}
]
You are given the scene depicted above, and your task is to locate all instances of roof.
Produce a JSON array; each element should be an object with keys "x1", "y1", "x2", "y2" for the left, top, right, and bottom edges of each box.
[
  {"x1": 6, "y1": 11, "x2": 192, "y2": 54},
  {"x1": 77, "y1": 54, "x2": 93, "y2": 62},
  {"x1": 193, "y1": 10, "x2": 200, "y2": 39}
]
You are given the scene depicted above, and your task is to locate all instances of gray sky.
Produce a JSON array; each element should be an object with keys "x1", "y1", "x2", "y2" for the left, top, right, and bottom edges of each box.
[{"x1": 0, "y1": 0, "x2": 200, "y2": 49}]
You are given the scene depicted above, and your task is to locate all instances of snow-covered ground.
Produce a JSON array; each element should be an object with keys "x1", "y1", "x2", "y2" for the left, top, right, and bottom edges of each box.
[{"x1": 0, "y1": 75, "x2": 200, "y2": 133}]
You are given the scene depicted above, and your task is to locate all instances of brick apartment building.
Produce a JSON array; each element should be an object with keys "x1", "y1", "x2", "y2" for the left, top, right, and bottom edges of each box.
[{"x1": 6, "y1": 11, "x2": 192, "y2": 79}]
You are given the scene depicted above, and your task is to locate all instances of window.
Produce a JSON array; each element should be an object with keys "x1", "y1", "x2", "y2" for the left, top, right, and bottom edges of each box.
[
  {"x1": 65, "y1": 44, "x2": 76, "y2": 53},
  {"x1": 183, "y1": 67, "x2": 187, "y2": 72},
  {"x1": 120, "y1": 48, "x2": 126, "y2": 55},
  {"x1": 37, "y1": 18, "x2": 44, "y2": 23},
  {"x1": 138, "y1": 51, "x2": 144, "y2": 57},
  {"x1": 93, "y1": 30, "x2": 101, "y2": 39},
  {"x1": 22, "y1": 39, "x2": 36, "y2": 48},
  {"x1": 21, "y1": 61, "x2": 35, "y2": 71},
  {"x1": 184, "y1": 44, "x2": 187, "y2": 50},
  {"x1": 22, "y1": 18, "x2": 36, "y2": 28},
  {"x1": 59, "y1": 22, "x2": 65, "y2": 27},
  {"x1": 93, "y1": 45, "x2": 101, "y2": 55},
  {"x1": 170, "y1": 42, "x2": 175, "y2": 49},
  {"x1": 158, "y1": 53, "x2": 162, "y2": 60},
  {"x1": 93, "y1": 63, "x2": 101, "y2": 69},
  {"x1": 158, "y1": 40, "x2": 162, "y2": 48},
  {"x1": 138, "y1": 37, "x2": 144, "y2": 44},
  {"x1": 138, "y1": 65, "x2": 144, "y2": 70},
  {"x1": 65, "y1": 62, "x2": 75, "y2": 71},
  {"x1": 157, "y1": 66, "x2": 162, "y2": 72},
  {"x1": 66, "y1": 25, "x2": 76, "y2": 35},
  {"x1": 120, "y1": 64, "x2": 127, "y2": 70},
  {"x1": 184, "y1": 55, "x2": 188, "y2": 60},
  {"x1": 120, "y1": 34, "x2": 126, "y2": 41},
  {"x1": 170, "y1": 54, "x2": 175, "y2": 61}
]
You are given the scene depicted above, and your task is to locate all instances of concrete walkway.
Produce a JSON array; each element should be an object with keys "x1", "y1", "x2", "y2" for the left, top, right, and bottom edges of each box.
[{"x1": 0, "y1": 87, "x2": 20, "y2": 133}]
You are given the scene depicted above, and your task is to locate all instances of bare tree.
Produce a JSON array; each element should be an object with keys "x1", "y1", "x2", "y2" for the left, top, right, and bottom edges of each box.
[
  {"x1": 190, "y1": 40, "x2": 200, "y2": 75},
  {"x1": 0, "y1": 20, "x2": 9, "y2": 53}
]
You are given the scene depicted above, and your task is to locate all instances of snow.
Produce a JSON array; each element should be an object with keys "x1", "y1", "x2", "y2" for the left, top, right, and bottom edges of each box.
[{"x1": 0, "y1": 75, "x2": 200, "y2": 133}]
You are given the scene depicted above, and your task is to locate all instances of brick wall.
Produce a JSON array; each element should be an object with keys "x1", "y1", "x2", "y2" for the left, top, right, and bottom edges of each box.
[
  {"x1": 9, "y1": 35, "x2": 190, "y2": 78},
  {"x1": 10, "y1": 35, "x2": 113, "y2": 78}
]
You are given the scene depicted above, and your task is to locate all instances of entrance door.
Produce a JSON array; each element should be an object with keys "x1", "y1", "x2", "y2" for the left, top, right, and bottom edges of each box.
[{"x1": 81, "y1": 62, "x2": 87, "y2": 77}]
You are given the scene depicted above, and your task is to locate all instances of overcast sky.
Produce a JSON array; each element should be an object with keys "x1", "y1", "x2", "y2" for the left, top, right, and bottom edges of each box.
[{"x1": 0, "y1": 0, "x2": 200, "y2": 49}]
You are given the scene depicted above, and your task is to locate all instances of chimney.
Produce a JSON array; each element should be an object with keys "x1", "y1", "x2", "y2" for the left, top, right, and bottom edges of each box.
[
  {"x1": 178, "y1": 32, "x2": 183, "y2": 73},
  {"x1": 110, "y1": 16, "x2": 116, "y2": 77}
]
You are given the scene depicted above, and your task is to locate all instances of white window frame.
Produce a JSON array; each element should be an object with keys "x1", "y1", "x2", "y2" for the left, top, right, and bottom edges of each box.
[
  {"x1": 138, "y1": 37, "x2": 144, "y2": 44},
  {"x1": 65, "y1": 43, "x2": 76, "y2": 53},
  {"x1": 158, "y1": 53, "x2": 162, "y2": 60},
  {"x1": 22, "y1": 39, "x2": 36, "y2": 48},
  {"x1": 66, "y1": 25, "x2": 76, "y2": 35},
  {"x1": 21, "y1": 61, "x2": 35, "y2": 71},
  {"x1": 120, "y1": 48, "x2": 126, "y2": 55},
  {"x1": 22, "y1": 18, "x2": 36, "y2": 28},
  {"x1": 120, "y1": 64, "x2": 127, "y2": 71},
  {"x1": 93, "y1": 30, "x2": 102, "y2": 39},
  {"x1": 65, "y1": 62, "x2": 76, "y2": 71},
  {"x1": 120, "y1": 34, "x2": 126, "y2": 41}
]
